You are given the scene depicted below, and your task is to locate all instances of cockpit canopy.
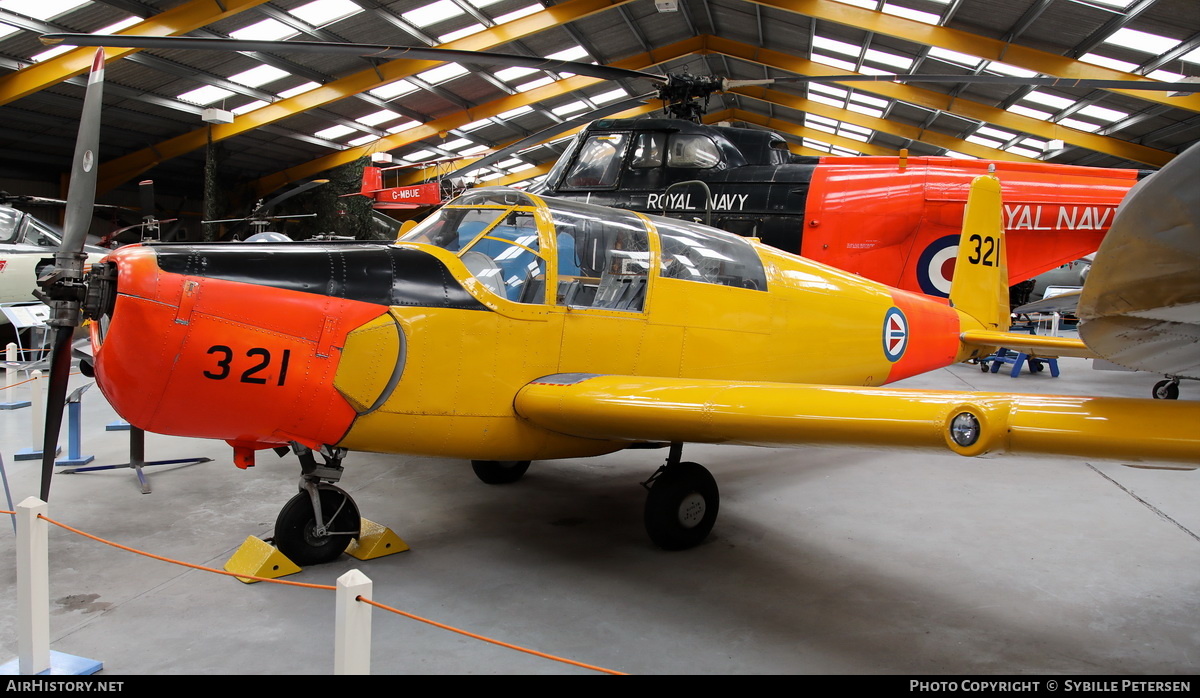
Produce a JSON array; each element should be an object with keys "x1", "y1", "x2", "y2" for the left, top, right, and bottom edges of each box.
[{"x1": 399, "y1": 188, "x2": 768, "y2": 310}]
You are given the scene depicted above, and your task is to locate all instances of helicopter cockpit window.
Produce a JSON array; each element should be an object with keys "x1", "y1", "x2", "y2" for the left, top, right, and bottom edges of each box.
[
  {"x1": 630, "y1": 132, "x2": 665, "y2": 168},
  {"x1": 667, "y1": 134, "x2": 722, "y2": 169},
  {"x1": 0, "y1": 207, "x2": 21, "y2": 244},
  {"x1": 21, "y1": 216, "x2": 62, "y2": 248},
  {"x1": 562, "y1": 133, "x2": 628, "y2": 188},
  {"x1": 546, "y1": 198, "x2": 650, "y2": 312},
  {"x1": 652, "y1": 217, "x2": 767, "y2": 291}
]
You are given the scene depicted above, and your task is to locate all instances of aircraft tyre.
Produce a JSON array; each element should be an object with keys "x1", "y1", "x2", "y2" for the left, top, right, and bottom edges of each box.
[
  {"x1": 1153, "y1": 379, "x2": 1180, "y2": 400},
  {"x1": 274, "y1": 485, "x2": 361, "y2": 566},
  {"x1": 471, "y1": 460, "x2": 531, "y2": 484},
  {"x1": 644, "y1": 461, "x2": 719, "y2": 551}
]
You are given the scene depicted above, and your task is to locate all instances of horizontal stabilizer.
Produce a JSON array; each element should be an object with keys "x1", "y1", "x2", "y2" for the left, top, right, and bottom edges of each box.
[{"x1": 959, "y1": 330, "x2": 1095, "y2": 359}]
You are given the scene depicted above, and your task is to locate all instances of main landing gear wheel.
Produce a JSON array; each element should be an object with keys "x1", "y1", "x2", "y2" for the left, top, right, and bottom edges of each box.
[
  {"x1": 274, "y1": 485, "x2": 361, "y2": 566},
  {"x1": 471, "y1": 460, "x2": 531, "y2": 484},
  {"x1": 1153, "y1": 378, "x2": 1180, "y2": 400},
  {"x1": 643, "y1": 461, "x2": 719, "y2": 551}
]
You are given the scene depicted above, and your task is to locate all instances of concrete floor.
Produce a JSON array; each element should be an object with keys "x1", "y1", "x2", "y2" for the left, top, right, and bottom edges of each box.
[{"x1": 0, "y1": 354, "x2": 1197, "y2": 675}]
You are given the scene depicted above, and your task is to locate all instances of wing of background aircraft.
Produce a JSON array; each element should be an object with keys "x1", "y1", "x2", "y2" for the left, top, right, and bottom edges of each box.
[{"x1": 1074, "y1": 144, "x2": 1200, "y2": 381}]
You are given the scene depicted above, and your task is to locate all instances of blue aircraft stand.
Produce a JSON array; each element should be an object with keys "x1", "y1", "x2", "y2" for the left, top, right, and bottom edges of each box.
[{"x1": 56, "y1": 384, "x2": 95, "y2": 467}]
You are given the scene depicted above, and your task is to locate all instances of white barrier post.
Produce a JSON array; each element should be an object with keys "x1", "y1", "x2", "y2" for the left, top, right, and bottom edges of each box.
[
  {"x1": 16, "y1": 496, "x2": 50, "y2": 675},
  {"x1": 15, "y1": 371, "x2": 44, "y2": 460},
  {"x1": 2, "y1": 342, "x2": 31, "y2": 410},
  {"x1": 334, "y1": 569, "x2": 372, "y2": 675}
]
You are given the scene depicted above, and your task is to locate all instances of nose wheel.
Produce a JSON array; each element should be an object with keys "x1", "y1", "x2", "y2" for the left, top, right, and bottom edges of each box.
[
  {"x1": 274, "y1": 484, "x2": 361, "y2": 566},
  {"x1": 642, "y1": 445, "x2": 719, "y2": 550}
]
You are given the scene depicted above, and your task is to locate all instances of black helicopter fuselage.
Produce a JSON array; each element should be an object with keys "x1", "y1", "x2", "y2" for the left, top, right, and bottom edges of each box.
[{"x1": 530, "y1": 117, "x2": 1141, "y2": 298}]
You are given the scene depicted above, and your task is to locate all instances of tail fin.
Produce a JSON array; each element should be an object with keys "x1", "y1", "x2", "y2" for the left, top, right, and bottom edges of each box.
[
  {"x1": 359, "y1": 166, "x2": 383, "y2": 196},
  {"x1": 949, "y1": 174, "x2": 1010, "y2": 332}
]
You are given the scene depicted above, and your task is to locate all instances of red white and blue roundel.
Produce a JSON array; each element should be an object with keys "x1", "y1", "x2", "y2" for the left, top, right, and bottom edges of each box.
[
  {"x1": 882, "y1": 307, "x2": 908, "y2": 362},
  {"x1": 916, "y1": 234, "x2": 958, "y2": 298}
]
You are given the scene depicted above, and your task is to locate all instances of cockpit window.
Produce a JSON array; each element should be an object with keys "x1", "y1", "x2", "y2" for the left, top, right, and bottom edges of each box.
[
  {"x1": 0, "y1": 207, "x2": 21, "y2": 244},
  {"x1": 562, "y1": 133, "x2": 628, "y2": 189},
  {"x1": 652, "y1": 216, "x2": 767, "y2": 291},
  {"x1": 630, "y1": 132, "x2": 665, "y2": 168},
  {"x1": 460, "y1": 209, "x2": 545, "y2": 303},
  {"x1": 667, "y1": 134, "x2": 721, "y2": 169},
  {"x1": 545, "y1": 198, "x2": 650, "y2": 311},
  {"x1": 399, "y1": 188, "x2": 546, "y2": 304}
]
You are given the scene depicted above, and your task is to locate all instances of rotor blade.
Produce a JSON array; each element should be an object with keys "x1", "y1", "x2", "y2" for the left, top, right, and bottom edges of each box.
[
  {"x1": 727, "y1": 74, "x2": 1200, "y2": 93},
  {"x1": 60, "y1": 49, "x2": 105, "y2": 255},
  {"x1": 259, "y1": 179, "x2": 328, "y2": 212},
  {"x1": 39, "y1": 326, "x2": 74, "y2": 501},
  {"x1": 41, "y1": 34, "x2": 664, "y2": 84},
  {"x1": 451, "y1": 92, "x2": 656, "y2": 181}
]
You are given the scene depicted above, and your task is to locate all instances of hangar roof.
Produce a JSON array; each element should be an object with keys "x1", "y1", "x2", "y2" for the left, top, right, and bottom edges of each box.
[{"x1": 0, "y1": 0, "x2": 1196, "y2": 205}]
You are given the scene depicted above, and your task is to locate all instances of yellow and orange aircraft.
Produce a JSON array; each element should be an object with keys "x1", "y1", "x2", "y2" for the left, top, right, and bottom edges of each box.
[{"x1": 35, "y1": 52, "x2": 1200, "y2": 566}]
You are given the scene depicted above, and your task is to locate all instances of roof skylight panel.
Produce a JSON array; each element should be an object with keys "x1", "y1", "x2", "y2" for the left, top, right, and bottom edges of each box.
[
  {"x1": 516, "y1": 76, "x2": 554, "y2": 91},
  {"x1": 864, "y1": 49, "x2": 913, "y2": 70},
  {"x1": 1103, "y1": 28, "x2": 1180, "y2": 55},
  {"x1": 811, "y1": 54, "x2": 858, "y2": 72},
  {"x1": 493, "y1": 4, "x2": 542, "y2": 24},
  {"x1": 1007, "y1": 104, "x2": 1053, "y2": 120},
  {"x1": 441, "y1": 138, "x2": 475, "y2": 150},
  {"x1": 370, "y1": 80, "x2": 418, "y2": 100},
  {"x1": 1076, "y1": 104, "x2": 1126, "y2": 122},
  {"x1": 314, "y1": 124, "x2": 357, "y2": 140},
  {"x1": 926, "y1": 47, "x2": 984, "y2": 70},
  {"x1": 551, "y1": 100, "x2": 587, "y2": 115},
  {"x1": 417, "y1": 62, "x2": 469, "y2": 84},
  {"x1": 1057, "y1": 118, "x2": 1101, "y2": 132},
  {"x1": 548, "y1": 46, "x2": 590, "y2": 62},
  {"x1": 881, "y1": 4, "x2": 939, "y2": 25},
  {"x1": 812, "y1": 36, "x2": 861, "y2": 58},
  {"x1": 459, "y1": 143, "x2": 490, "y2": 155},
  {"x1": 386, "y1": 120, "x2": 420, "y2": 133},
  {"x1": 230, "y1": 18, "x2": 296, "y2": 41},
  {"x1": 497, "y1": 105, "x2": 533, "y2": 119},
  {"x1": 496, "y1": 66, "x2": 540, "y2": 81},
  {"x1": 403, "y1": 0, "x2": 464, "y2": 28},
  {"x1": 402, "y1": 149, "x2": 436, "y2": 161},
  {"x1": 976, "y1": 126, "x2": 1017, "y2": 141},
  {"x1": 230, "y1": 65, "x2": 292, "y2": 88},
  {"x1": 1004, "y1": 145, "x2": 1040, "y2": 158},
  {"x1": 593, "y1": 88, "x2": 628, "y2": 103},
  {"x1": 846, "y1": 103, "x2": 883, "y2": 118},
  {"x1": 290, "y1": 0, "x2": 363, "y2": 27},
  {"x1": 356, "y1": 110, "x2": 402, "y2": 126},
  {"x1": 279, "y1": 82, "x2": 321, "y2": 98},
  {"x1": 1080, "y1": 53, "x2": 1138, "y2": 72},
  {"x1": 232, "y1": 100, "x2": 269, "y2": 115},
  {"x1": 965, "y1": 134, "x2": 1004, "y2": 149},
  {"x1": 466, "y1": 0, "x2": 505, "y2": 7},
  {"x1": 440, "y1": 24, "x2": 484, "y2": 42},
  {"x1": 177, "y1": 85, "x2": 235, "y2": 106},
  {"x1": 1023, "y1": 91, "x2": 1075, "y2": 110},
  {"x1": 348, "y1": 134, "x2": 380, "y2": 146}
]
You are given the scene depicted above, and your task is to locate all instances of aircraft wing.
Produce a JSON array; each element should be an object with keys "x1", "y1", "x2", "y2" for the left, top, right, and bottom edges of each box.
[
  {"x1": 1076, "y1": 142, "x2": 1200, "y2": 379},
  {"x1": 514, "y1": 373, "x2": 1200, "y2": 469},
  {"x1": 1013, "y1": 288, "x2": 1082, "y2": 316},
  {"x1": 959, "y1": 329, "x2": 1096, "y2": 359}
]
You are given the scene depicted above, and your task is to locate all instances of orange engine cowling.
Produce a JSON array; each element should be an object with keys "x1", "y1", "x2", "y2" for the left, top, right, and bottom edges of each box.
[{"x1": 88, "y1": 241, "x2": 487, "y2": 454}]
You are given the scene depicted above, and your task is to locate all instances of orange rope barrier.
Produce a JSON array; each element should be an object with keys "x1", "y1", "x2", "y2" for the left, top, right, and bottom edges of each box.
[
  {"x1": 0, "y1": 370, "x2": 83, "y2": 391},
  {"x1": 23, "y1": 513, "x2": 625, "y2": 674},
  {"x1": 359, "y1": 596, "x2": 627, "y2": 675}
]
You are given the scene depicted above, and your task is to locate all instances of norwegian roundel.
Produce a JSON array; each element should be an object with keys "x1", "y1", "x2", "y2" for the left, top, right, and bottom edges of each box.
[
  {"x1": 882, "y1": 307, "x2": 908, "y2": 363},
  {"x1": 916, "y1": 234, "x2": 958, "y2": 298}
]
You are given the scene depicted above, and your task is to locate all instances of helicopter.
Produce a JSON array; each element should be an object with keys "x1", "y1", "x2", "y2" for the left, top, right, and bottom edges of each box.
[{"x1": 38, "y1": 32, "x2": 1199, "y2": 297}]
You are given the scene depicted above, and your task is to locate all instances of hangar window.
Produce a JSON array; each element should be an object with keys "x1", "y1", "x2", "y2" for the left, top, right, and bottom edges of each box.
[{"x1": 652, "y1": 217, "x2": 766, "y2": 291}]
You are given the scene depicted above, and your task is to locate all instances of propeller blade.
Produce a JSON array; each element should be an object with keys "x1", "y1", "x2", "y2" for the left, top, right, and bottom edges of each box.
[
  {"x1": 34, "y1": 48, "x2": 106, "y2": 501},
  {"x1": 727, "y1": 73, "x2": 1200, "y2": 93},
  {"x1": 450, "y1": 92, "x2": 656, "y2": 181},
  {"x1": 41, "y1": 34, "x2": 663, "y2": 84},
  {"x1": 38, "y1": 326, "x2": 74, "y2": 501},
  {"x1": 60, "y1": 49, "x2": 105, "y2": 256},
  {"x1": 139, "y1": 180, "x2": 155, "y2": 219}
]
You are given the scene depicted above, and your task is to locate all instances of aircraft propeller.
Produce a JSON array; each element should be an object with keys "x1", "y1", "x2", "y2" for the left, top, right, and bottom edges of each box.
[{"x1": 31, "y1": 48, "x2": 107, "y2": 501}]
